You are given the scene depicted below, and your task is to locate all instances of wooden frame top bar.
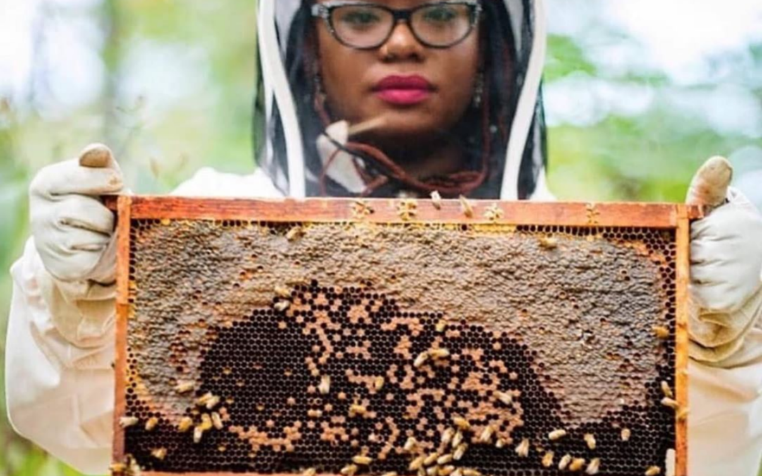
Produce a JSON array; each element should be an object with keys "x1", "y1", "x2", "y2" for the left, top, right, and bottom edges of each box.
[{"x1": 108, "y1": 196, "x2": 702, "y2": 228}]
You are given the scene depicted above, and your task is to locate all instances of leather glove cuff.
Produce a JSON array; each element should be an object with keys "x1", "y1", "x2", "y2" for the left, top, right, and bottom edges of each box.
[{"x1": 37, "y1": 264, "x2": 117, "y2": 350}]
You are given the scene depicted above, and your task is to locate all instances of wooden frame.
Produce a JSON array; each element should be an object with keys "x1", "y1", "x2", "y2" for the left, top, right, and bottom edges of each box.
[{"x1": 112, "y1": 196, "x2": 699, "y2": 476}]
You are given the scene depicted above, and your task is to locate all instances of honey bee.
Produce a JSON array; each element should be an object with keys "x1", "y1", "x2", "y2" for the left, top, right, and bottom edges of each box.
[
  {"x1": 428, "y1": 348, "x2": 451, "y2": 359},
  {"x1": 452, "y1": 415, "x2": 470, "y2": 431},
  {"x1": 423, "y1": 452, "x2": 440, "y2": 466},
  {"x1": 352, "y1": 200, "x2": 375, "y2": 218},
  {"x1": 661, "y1": 397, "x2": 679, "y2": 410},
  {"x1": 462, "y1": 469, "x2": 482, "y2": 476},
  {"x1": 144, "y1": 417, "x2": 159, "y2": 432},
  {"x1": 548, "y1": 429, "x2": 567, "y2": 441},
  {"x1": 453, "y1": 443, "x2": 468, "y2": 461},
  {"x1": 441, "y1": 428, "x2": 455, "y2": 445},
  {"x1": 409, "y1": 455, "x2": 426, "y2": 471},
  {"x1": 652, "y1": 326, "x2": 670, "y2": 340},
  {"x1": 349, "y1": 404, "x2": 367, "y2": 417},
  {"x1": 645, "y1": 466, "x2": 662, "y2": 476},
  {"x1": 495, "y1": 439, "x2": 506, "y2": 449},
  {"x1": 404, "y1": 436, "x2": 418, "y2": 452},
  {"x1": 677, "y1": 407, "x2": 690, "y2": 421},
  {"x1": 515, "y1": 439, "x2": 530, "y2": 458},
  {"x1": 426, "y1": 466, "x2": 438, "y2": 476},
  {"x1": 478, "y1": 425, "x2": 494, "y2": 444},
  {"x1": 200, "y1": 413, "x2": 213, "y2": 431},
  {"x1": 382, "y1": 472, "x2": 399, "y2": 476},
  {"x1": 459, "y1": 195, "x2": 474, "y2": 218},
  {"x1": 435, "y1": 320, "x2": 447, "y2": 333},
  {"x1": 586, "y1": 458, "x2": 600, "y2": 475},
  {"x1": 340, "y1": 464, "x2": 358, "y2": 476},
  {"x1": 584, "y1": 433, "x2": 596, "y2": 450},
  {"x1": 119, "y1": 416, "x2": 139, "y2": 429},
  {"x1": 661, "y1": 381, "x2": 673, "y2": 399},
  {"x1": 621, "y1": 428, "x2": 631, "y2": 441},
  {"x1": 211, "y1": 412, "x2": 223, "y2": 430},
  {"x1": 195, "y1": 392, "x2": 214, "y2": 407},
  {"x1": 286, "y1": 226, "x2": 305, "y2": 242},
  {"x1": 569, "y1": 458, "x2": 586, "y2": 472},
  {"x1": 109, "y1": 463, "x2": 127, "y2": 474},
  {"x1": 319, "y1": 375, "x2": 331, "y2": 394},
  {"x1": 150, "y1": 448, "x2": 167, "y2": 460},
  {"x1": 397, "y1": 200, "x2": 418, "y2": 221},
  {"x1": 352, "y1": 455, "x2": 373, "y2": 465},
  {"x1": 484, "y1": 204, "x2": 504, "y2": 222},
  {"x1": 174, "y1": 381, "x2": 194, "y2": 394},
  {"x1": 205, "y1": 395, "x2": 221, "y2": 410},
  {"x1": 438, "y1": 466, "x2": 455, "y2": 476},
  {"x1": 431, "y1": 191, "x2": 443, "y2": 210},
  {"x1": 542, "y1": 451, "x2": 554, "y2": 468},
  {"x1": 437, "y1": 454, "x2": 453, "y2": 465},
  {"x1": 538, "y1": 236, "x2": 558, "y2": 249},
  {"x1": 274, "y1": 301, "x2": 291, "y2": 312},
  {"x1": 494, "y1": 391, "x2": 513, "y2": 406},
  {"x1": 374, "y1": 376, "x2": 385, "y2": 391},
  {"x1": 414, "y1": 351, "x2": 430, "y2": 368},
  {"x1": 178, "y1": 416, "x2": 193, "y2": 433},
  {"x1": 558, "y1": 454, "x2": 572, "y2": 470},
  {"x1": 451, "y1": 469, "x2": 463, "y2": 476},
  {"x1": 302, "y1": 468, "x2": 317, "y2": 476},
  {"x1": 275, "y1": 285, "x2": 291, "y2": 298},
  {"x1": 193, "y1": 426, "x2": 204, "y2": 444},
  {"x1": 451, "y1": 430, "x2": 464, "y2": 448}
]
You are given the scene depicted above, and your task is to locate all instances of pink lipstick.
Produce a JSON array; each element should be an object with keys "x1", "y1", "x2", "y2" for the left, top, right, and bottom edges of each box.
[{"x1": 374, "y1": 75, "x2": 433, "y2": 106}]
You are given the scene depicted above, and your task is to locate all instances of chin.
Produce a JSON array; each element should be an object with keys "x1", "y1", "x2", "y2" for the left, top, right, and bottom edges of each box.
[{"x1": 363, "y1": 123, "x2": 446, "y2": 151}]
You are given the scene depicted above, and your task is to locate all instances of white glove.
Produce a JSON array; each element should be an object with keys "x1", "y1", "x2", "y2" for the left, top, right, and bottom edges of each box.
[
  {"x1": 687, "y1": 157, "x2": 762, "y2": 363},
  {"x1": 30, "y1": 144, "x2": 124, "y2": 285}
]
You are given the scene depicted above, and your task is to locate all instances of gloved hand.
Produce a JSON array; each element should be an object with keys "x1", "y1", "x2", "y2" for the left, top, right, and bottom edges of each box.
[
  {"x1": 30, "y1": 144, "x2": 124, "y2": 285},
  {"x1": 687, "y1": 156, "x2": 762, "y2": 363}
]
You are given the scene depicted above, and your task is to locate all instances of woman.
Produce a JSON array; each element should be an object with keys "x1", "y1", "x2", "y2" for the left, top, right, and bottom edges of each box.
[{"x1": 6, "y1": 0, "x2": 762, "y2": 475}]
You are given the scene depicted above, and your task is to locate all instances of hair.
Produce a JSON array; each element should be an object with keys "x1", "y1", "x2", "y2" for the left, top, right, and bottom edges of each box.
[{"x1": 262, "y1": 0, "x2": 546, "y2": 199}]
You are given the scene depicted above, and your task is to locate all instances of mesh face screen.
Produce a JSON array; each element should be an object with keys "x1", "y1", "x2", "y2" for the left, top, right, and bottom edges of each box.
[{"x1": 114, "y1": 199, "x2": 688, "y2": 476}]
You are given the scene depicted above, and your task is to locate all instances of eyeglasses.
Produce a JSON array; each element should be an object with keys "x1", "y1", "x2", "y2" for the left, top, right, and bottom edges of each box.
[{"x1": 311, "y1": 1, "x2": 482, "y2": 50}]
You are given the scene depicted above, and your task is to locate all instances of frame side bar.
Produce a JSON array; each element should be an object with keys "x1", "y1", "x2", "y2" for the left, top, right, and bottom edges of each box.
[
  {"x1": 674, "y1": 205, "x2": 690, "y2": 476},
  {"x1": 113, "y1": 195, "x2": 132, "y2": 465}
]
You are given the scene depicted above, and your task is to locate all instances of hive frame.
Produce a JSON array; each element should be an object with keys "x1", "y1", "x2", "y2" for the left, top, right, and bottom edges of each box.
[{"x1": 113, "y1": 196, "x2": 700, "y2": 476}]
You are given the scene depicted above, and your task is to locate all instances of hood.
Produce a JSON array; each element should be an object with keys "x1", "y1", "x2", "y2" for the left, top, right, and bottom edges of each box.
[{"x1": 255, "y1": 0, "x2": 548, "y2": 200}]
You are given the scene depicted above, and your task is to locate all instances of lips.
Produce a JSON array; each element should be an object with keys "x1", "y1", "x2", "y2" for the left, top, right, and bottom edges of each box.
[{"x1": 373, "y1": 75, "x2": 434, "y2": 106}]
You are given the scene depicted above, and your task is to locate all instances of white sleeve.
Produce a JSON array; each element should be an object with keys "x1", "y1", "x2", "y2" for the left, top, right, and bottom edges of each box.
[
  {"x1": 688, "y1": 323, "x2": 762, "y2": 476},
  {"x1": 5, "y1": 238, "x2": 114, "y2": 476},
  {"x1": 171, "y1": 167, "x2": 284, "y2": 198}
]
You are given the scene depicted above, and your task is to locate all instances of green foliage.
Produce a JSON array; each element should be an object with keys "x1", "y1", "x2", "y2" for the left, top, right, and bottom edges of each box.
[{"x1": 0, "y1": 2, "x2": 760, "y2": 476}]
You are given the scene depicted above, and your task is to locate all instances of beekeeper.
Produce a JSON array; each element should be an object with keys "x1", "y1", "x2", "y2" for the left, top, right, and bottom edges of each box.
[{"x1": 6, "y1": 0, "x2": 762, "y2": 475}]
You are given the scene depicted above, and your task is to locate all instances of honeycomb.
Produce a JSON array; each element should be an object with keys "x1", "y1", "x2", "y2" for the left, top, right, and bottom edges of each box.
[{"x1": 117, "y1": 217, "x2": 680, "y2": 476}]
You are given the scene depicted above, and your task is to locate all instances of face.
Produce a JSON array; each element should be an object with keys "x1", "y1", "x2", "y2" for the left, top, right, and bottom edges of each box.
[{"x1": 315, "y1": 0, "x2": 481, "y2": 152}]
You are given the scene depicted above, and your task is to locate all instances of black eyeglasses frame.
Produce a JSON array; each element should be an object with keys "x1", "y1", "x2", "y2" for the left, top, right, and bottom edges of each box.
[{"x1": 310, "y1": 0, "x2": 483, "y2": 50}]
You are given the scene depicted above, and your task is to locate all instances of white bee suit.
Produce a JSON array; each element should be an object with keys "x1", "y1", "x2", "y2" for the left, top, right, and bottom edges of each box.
[{"x1": 6, "y1": 0, "x2": 762, "y2": 474}]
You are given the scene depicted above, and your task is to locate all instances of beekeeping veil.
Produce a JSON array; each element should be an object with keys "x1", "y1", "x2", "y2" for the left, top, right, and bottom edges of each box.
[{"x1": 255, "y1": 0, "x2": 549, "y2": 200}]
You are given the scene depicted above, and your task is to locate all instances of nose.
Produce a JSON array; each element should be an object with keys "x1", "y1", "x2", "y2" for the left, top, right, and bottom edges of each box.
[{"x1": 378, "y1": 21, "x2": 424, "y2": 61}]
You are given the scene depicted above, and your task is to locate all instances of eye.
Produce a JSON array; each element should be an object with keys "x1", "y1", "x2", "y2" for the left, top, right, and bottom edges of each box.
[
  {"x1": 336, "y1": 7, "x2": 384, "y2": 28},
  {"x1": 421, "y1": 5, "x2": 459, "y2": 23}
]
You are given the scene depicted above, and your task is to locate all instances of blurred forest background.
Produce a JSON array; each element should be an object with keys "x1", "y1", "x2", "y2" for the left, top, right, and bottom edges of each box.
[{"x1": 0, "y1": 0, "x2": 761, "y2": 474}]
